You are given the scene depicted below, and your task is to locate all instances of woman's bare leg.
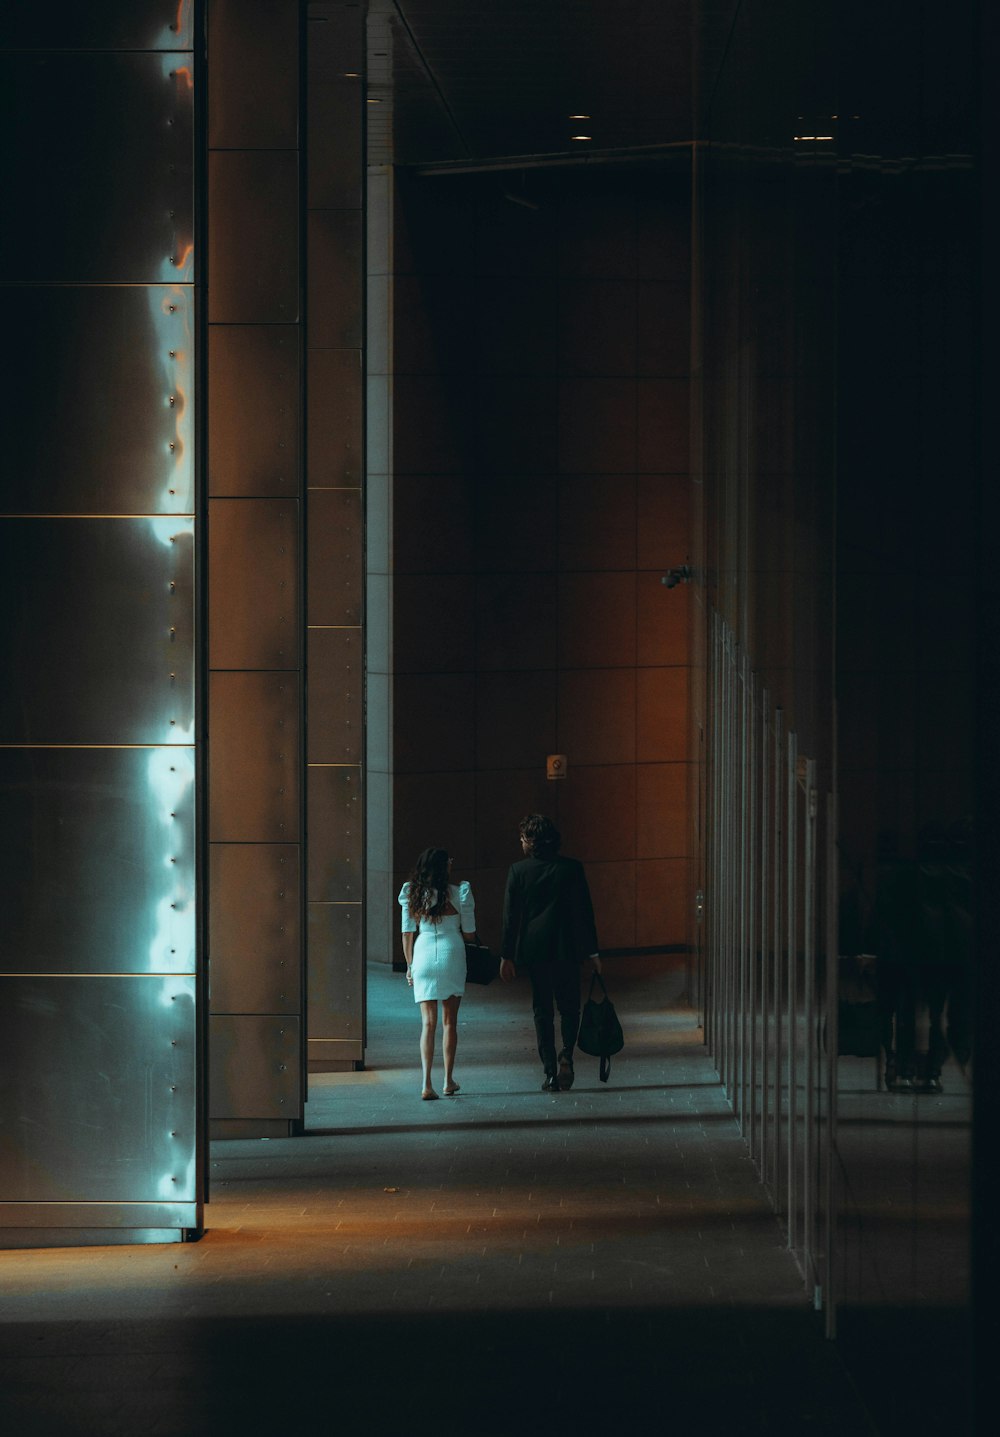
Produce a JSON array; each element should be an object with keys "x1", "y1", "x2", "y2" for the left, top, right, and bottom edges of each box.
[
  {"x1": 420, "y1": 1001, "x2": 438, "y2": 1097},
  {"x1": 442, "y1": 995, "x2": 461, "y2": 1093}
]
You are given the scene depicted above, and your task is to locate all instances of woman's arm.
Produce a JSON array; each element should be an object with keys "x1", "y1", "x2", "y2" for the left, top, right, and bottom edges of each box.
[
  {"x1": 402, "y1": 931, "x2": 415, "y2": 986},
  {"x1": 461, "y1": 928, "x2": 476, "y2": 944}
]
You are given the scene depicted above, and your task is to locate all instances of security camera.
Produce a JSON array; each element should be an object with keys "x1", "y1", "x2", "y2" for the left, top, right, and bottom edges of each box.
[{"x1": 661, "y1": 565, "x2": 692, "y2": 589}]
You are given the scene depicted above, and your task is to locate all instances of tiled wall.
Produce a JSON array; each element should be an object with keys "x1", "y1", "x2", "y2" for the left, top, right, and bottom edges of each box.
[{"x1": 389, "y1": 170, "x2": 693, "y2": 954}]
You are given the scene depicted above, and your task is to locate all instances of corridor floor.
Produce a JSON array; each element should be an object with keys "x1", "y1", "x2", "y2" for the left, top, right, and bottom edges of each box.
[{"x1": 1, "y1": 958, "x2": 877, "y2": 1436}]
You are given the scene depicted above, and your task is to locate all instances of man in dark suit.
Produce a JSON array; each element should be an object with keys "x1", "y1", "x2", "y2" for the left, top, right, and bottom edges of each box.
[{"x1": 500, "y1": 813, "x2": 601, "y2": 1092}]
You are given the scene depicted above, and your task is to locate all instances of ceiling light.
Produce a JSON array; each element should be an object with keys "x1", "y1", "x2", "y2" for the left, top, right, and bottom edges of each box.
[
  {"x1": 569, "y1": 113, "x2": 590, "y2": 120},
  {"x1": 570, "y1": 134, "x2": 592, "y2": 142}
]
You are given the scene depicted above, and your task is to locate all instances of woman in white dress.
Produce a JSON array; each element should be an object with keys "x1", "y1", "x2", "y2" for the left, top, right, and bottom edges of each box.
[{"x1": 399, "y1": 848, "x2": 476, "y2": 1100}]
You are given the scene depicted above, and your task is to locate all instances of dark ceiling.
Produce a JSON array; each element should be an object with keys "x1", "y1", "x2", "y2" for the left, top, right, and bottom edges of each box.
[{"x1": 368, "y1": 0, "x2": 740, "y2": 170}]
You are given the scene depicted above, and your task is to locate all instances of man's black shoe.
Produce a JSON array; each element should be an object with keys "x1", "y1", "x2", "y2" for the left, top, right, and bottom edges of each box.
[
  {"x1": 557, "y1": 1053, "x2": 575, "y2": 1090},
  {"x1": 542, "y1": 1075, "x2": 560, "y2": 1092}
]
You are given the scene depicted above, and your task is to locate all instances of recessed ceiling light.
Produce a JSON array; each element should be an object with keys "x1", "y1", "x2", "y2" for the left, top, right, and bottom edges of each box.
[
  {"x1": 569, "y1": 113, "x2": 590, "y2": 120},
  {"x1": 570, "y1": 134, "x2": 592, "y2": 141},
  {"x1": 367, "y1": 97, "x2": 382, "y2": 103}
]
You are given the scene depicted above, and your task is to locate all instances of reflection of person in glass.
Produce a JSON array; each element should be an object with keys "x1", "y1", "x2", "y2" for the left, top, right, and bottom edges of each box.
[
  {"x1": 398, "y1": 848, "x2": 477, "y2": 1101},
  {"x1": 872, "y1": 823, "x2": 973, "y2": 1093},
  {"x1": 499, "y1": 814, "x2": 600, "y2": 1093}
]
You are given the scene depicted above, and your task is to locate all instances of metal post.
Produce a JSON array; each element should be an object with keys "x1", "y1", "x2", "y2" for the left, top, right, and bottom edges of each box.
[
  {"x1": 786, "y1": 730, "x2": 798, "y2": 1251},
  {"x1": 746, "y1": 665, "x2": 758, "y2": 1159},
  {"x1": 738, "y1": 649, "x2": 749, "y2": 1133},
  {"x1": 759, "y1": 689, "x2": 770, "y2": 1187},
  {"x1": 802, "y1": 757, "x2": 817, "y2": 1287},
  {"x1": 824, "y1": 789, "x2": 839, "y2": 1339},
  {"x1": 772, "y1": 707, "x2": 784, "y2": 1211}
]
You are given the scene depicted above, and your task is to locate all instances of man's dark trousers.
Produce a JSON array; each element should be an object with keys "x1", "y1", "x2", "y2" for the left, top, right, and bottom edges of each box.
[{"x1": 528, "y1": 956, "x2": 580, "y2": 1077}]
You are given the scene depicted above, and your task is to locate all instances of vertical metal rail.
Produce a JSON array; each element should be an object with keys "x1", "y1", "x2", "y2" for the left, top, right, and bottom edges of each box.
[
  {"x1": 759, "y1": 689, "x2": 770, "y2": 1188},
  {"x1": 737, "y1": 648, "x2": 749, "y2": 1130},
  {"x1": 802, "y1": 757, "x2": 818, "y2": 1287},
  {"x1": 772, "y1": 707, "x2": 784, "y2": 1211},
  {"x1": 824, "y1": 788, "x2": 839, "y2": 1338},
  {"x1": 786, "y1": 730, "x2": 799, "y2": 1250},
  {"x1": 722, "y1": 628, "x2": 733, "y2": 1095},
  {"x1": 746, "y1": 663, "x2": 758, "y2": 1160},
  {"x1": 706, "y1": 612, "x2": 717, "y2": 1055}
]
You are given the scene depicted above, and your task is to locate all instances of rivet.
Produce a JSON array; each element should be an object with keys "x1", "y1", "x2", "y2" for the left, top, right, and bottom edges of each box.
[
  {"x1": 168, "y1": 350, "x2": 176, "y2": 358},
  {"x1": 169, "y1": 395, "x2": 176, "y2": 406}
]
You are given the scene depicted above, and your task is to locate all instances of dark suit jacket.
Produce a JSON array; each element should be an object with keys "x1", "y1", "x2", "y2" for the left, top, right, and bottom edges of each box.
[{"x1": 501, "y1": 854, "x2": 598, "y2": 966}]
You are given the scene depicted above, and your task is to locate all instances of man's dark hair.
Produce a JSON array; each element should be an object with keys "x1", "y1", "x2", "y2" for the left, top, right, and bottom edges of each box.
[{"x1": 519, "y1": 813, "x2": 561, "y2": 857}]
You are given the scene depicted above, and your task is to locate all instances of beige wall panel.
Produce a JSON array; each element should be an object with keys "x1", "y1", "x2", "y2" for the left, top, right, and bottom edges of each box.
[
  {"x1": 209, "y1": 499, "x2": 299, "y2": 669},
  {"x1": 209, "y1": 1014, "x2": 300, "y2": 1119},
  {"x1": 558, "y1": 669, "x2": 636, "y2": 766},
  {"x1": 307, "y1": 210, "x2": 362, "y2": 348},
  {"x1": 636, "y1": 667, "x2": 689, "y2": 762},
  {"x1": 584, "y1": 861, "x2": 636, "y2": 950},
  {"x1": 474, "y1": 769, "x2": 555, "y2": 870},
  {"x1": 558, "y1": 572, "x2": 637, "y2": 669},
  {"x1": 636, "y1": 282, "x2": 691, "y2": 376},
  {"x1": 635, "y1": 763, "x2": 689, "y2": 859},
  {"x1": 208, "y1": 0, "x2": 299, "y2": 149},
  {"x1": 307, "y1": 765, "x2": 362, "y2": 902},
  {"x1": 558, "y1": 476, "x2": 636, "y2": 571},
  {"x1": 307, "y1": 348, "x2": 363, "y2": 485},
  {"x1": 637, "y1": 475, "x2": 691, "y2": 569},
  {"x1": 474, "y1": 474, "x2": 557, "y2": 572},
  {"x1": 307, "y1": 627, "x2": 362, "y2": 765},
  {"x1": 557, "y1": 764, "x2": 637, "y2": 863},
  {"x1": 307, "y1": 903, "x2": 362, "y2": 1041},
  {"x1": 393, "y1": 372, "x2": 470, "y2": 474},
  {"x1": 557, "y1": 195, "x2": 637, "y2": 278},
  {"x1": 308, "y1": 81, "x2": 363, "y2": 209},
  {"x1": 209, "y1": 844, "x2": 301, "y2": 1014},
  {"x1": 637, "y1": 378, "x2": 690, "y2": 472},
  {"x1": 392, "y1": 772, "x2": 475, "y2": 876},
  {"x1": 473, "y1": 276, "x2": 557, "y2": 376},
  {"x1": 394, "y1": 575, "x2": 476, "y2": 673},
  {"x1": 635, "y1": 858, "x2": 689, "y2": 946},
  {"x1": 394, "y1": 473, "x2": 475, "y2": 573},
  {"x1": 393, "y1": 672, "x2": 475, "y2": 773},
  {"x1": 394, "y1": 274, "x2": 475, "y2": 376},
  {"x1": 307, "y1": 487, "x2": 362, "y2": 626},
  {"x1": 637, "y1": 572, "x2": 691, "y2": 667},
  {"x1": 476, "y1": 377, "x2": 558, "y2": 474},
  {"x1": 558, "y1": 379, "x2": 636, "y2": 473},
  {"x1": 475, "y1": 670, "x2": 557, "y2": 771},
  {"x1": 208, "y1": 326, "x2": 300, "y2": 497},
  {"x1": 557, "y1": 279, "x2": 637, "y2": 376},
  {"x1": 475, "y1": 574, "x2": 557, "y2": 671},
  {"x1": 208, "y1": 151, "x2": 299, "y2": 324},
  {"x1": 209, "y1": 672, "x2": 300, "y2": 840}
]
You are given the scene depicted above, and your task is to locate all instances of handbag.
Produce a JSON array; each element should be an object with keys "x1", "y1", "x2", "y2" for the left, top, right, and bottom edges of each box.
[
  {"x1": 577, "y1": 971, "x2": 624, "y2": 1082},
  {"x1": 465, "y1": 940, "x2": 498, "y2": 986}
]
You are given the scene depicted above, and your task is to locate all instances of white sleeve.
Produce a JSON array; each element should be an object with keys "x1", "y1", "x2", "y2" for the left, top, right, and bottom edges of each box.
[
  {"x1": 398, "y1": 884, "x2": 418, "y2": 934},
  {"x1": 458, "y1": 881, "x2": 476, "y2": 931}
]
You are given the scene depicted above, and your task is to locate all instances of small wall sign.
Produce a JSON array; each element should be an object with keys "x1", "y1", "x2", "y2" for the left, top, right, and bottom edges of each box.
[{"x1": 547, "y1": 754, "x2": 567, "y2": 780}]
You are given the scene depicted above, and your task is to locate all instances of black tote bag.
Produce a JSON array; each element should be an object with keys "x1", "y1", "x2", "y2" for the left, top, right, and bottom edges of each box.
[{"x1": 577, "y1": 972, "x2": 624, "y2": 1082}]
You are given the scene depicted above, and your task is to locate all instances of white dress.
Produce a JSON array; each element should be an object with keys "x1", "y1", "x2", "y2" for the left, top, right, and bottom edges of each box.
[{"x1": 399, "y1": 881, "x2": 475, "y2": 1002}]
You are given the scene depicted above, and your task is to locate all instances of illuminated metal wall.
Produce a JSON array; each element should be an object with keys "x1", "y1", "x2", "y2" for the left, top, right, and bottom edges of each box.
[
  {"x1": 206, "y1": 0, "x2": 366, "y2": 1134},
  {"x1": 0, "y1": 3, "x2": 201, "y2": 1243},
  {"x1": 206, "y1": 0, "x2": 306, "y2": 1138}
]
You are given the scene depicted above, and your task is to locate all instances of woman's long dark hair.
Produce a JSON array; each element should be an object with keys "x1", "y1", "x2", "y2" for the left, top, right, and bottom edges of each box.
[{"x1": 407, "y1": 847, "x2": 452, "y2": 920}]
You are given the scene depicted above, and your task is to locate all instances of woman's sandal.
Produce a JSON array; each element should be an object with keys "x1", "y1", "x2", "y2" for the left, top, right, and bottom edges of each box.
[
  {"x1": 421, "y1": 1088, "x2": 439, "y2": 1101},
  {"x1": 443, "y1": 1082, "x2": 461, "y2": 1097}
]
